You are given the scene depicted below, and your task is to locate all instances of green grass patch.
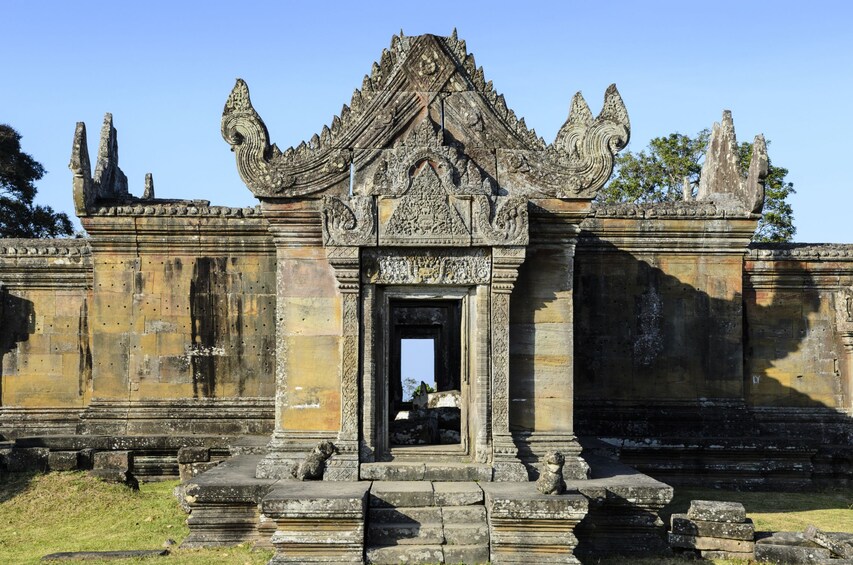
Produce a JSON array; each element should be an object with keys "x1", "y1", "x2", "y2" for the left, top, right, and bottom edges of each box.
[
  {"x1": 665, "y1": 486, "x2": 853, "y2": 533},
  {"x1": 0, "y1": 472, "x2": 272, "y2": 565}
]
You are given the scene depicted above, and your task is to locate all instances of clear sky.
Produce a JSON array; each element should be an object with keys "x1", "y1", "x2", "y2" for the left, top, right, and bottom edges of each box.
[{"x1": 4, "y1": 1, "x2": 852, "y2": 242}]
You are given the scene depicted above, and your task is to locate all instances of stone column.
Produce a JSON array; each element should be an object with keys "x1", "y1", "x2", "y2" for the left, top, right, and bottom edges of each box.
[
  {"x1": 491, "y1": 246, "x2": 528, "y2": 481},
  {"x1": 326, "y1": 246, "x2": 361, "y2": 480},
  {"x1": 837, "y1": 287, "x2": 853, "y2": 412}
]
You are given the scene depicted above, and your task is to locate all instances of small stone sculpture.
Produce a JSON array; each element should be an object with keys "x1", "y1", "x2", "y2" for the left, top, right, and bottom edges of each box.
[
  {"x1": 292, "y1": 440, "x2": 338, "y2": 481},
  {"x1": 536, "y1": 451, "x2": 567, "y2": 495}
]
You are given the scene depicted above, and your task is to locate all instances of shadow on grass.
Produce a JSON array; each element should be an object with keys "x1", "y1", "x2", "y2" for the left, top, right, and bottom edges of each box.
[{"x1": 0, "y1": 470, "x2": 41, "y2": 504}]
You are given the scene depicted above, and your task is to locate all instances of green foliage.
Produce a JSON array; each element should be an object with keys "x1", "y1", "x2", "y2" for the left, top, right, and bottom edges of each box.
[
  {"x1": 0, "y1": 125, "x2": 73, "y2": 238},
  {"x1": 600, "y1": 128, "x2": 796, "y2": 242}
]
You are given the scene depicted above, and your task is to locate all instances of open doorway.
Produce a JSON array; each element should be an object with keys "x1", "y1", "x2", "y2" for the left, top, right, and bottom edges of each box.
[{"x1": 388, "y1": 300, "x2": 462, "y2": 447}]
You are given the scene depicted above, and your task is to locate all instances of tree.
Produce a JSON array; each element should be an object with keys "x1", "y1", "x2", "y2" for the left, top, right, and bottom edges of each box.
[
  {"x1": 599, "y1": 129, "x2": 795, "y2": 242},
  {"x1": 0, "y1": 124, "x2": 73, "y2": 238}
]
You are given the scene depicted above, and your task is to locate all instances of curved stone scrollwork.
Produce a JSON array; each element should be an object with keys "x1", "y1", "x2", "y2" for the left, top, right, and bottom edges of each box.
[
  {"x1": 321, "y1": 195, "x2": 376, "y2": 247},
  {"x1": 221, "y1": 80, "x2": 353, "y2": 198},
  {"x1": 473, "y1": 195, "x2": 529, "y2": 246},
  {"x1": 501, "y1": 84, "x2": 630, "y2": 198}
]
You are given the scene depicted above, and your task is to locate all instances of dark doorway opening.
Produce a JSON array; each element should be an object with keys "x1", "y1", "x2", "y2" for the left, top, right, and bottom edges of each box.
[{"x1": 389, "y1": 300, "x2": 462, "y2": 446}]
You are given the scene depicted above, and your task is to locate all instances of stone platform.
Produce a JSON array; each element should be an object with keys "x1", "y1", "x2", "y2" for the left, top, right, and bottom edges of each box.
[{"x1": 182, "y1": 453, "x2": 673, "y2": 563}]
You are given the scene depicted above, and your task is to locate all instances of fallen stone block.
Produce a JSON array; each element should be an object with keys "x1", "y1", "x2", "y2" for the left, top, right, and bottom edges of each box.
[
  {"x1": 671, "y1": 513, "x2": 754, "y2": 540},
  {"x1": 669, "y1": 532, "x2": 754, "y2": 553},
  {"x1": 686, "y1": 500, "x2": 746, "y2": 523},
  {"x1": 177, "y1": 446, "x2": 209, "y2": 464},
  {"x1": 93, "y1": 450, "x2": 132, "y2": 471},
  {"x1": 754, "y1": 541, "x2": 831, "y2": 564},
  {"x1": 805, "y1": 525, "x2": 853, "y2": 558},
  {"x1": 48, "y1": 451, "x2": 78, "y2": 472}
]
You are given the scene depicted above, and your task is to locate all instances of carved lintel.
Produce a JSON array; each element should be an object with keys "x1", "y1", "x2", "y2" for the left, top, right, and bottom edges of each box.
[{"x1": 362, "y1": 248, "x2": 491, "y2": 286}]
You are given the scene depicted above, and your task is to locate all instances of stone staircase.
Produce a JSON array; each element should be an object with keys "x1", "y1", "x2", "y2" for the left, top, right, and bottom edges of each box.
[{"x1": 366, "y1": 481, "x2": 489, "y2": 565}]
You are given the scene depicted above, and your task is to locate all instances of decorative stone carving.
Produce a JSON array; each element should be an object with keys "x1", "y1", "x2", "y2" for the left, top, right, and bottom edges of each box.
[
  {"x1": 472, "y1": 195, "x2": 529, "y2": 246},
  {"x1": 321, "y1": 195, "x2": 376, "y2": 247},
  {"x1": 536, "y1": 451, "x2": 568, "y2": 495},
  {"x1": 70, "y1": 114, "x2": 133, "y2": 215},
  {"x1": 291, "y1": 440, "x2": 338, "y2": 480},
  {"x1": 222, "y1": 32, "x2": 628, "y2": 201},
  {"x1": 697, "y1": 110, "x2": 768, "y2": 214},
  {"x1": 362, "y1": 249, "x2": 491, "y2": 285},
  {"x1": 499, "y1": 85, "x2": 630, "y2": 198}
]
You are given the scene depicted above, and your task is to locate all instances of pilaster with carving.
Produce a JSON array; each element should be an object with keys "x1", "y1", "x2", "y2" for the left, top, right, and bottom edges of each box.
[
  {"x1": 491, "y1": 247, "x2": 528, "y2": 481},
  {"x1": 325, "y1": 246, "x2": 361, "y2": 480}
]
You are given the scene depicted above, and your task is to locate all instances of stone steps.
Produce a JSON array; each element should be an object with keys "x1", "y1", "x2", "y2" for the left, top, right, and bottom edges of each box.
[{"x1": 366, "y1": 481, "x2": 489, "y2": 565}]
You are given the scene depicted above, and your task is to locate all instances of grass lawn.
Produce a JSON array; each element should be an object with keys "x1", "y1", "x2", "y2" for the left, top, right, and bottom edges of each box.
[
  {"x1": 0, "y1": 471, "x2": 850, "y2": 564},
  {"x1": 0, "y1": 472, "x2": 273, "y2": 565}
]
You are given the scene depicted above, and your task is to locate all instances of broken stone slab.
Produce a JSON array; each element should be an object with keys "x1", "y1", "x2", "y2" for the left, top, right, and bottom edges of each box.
[
  {"x1": 432, "y1": 481, "x2": 483, "y2": 506},
  {"x1": 754, "y1": 541, "x2": 831, "y2": 564},
  {"x1": 805, "y1": 525, "x2": 853, "y2": 558},
  {"x1": 178, "y1": 460, "x2": 219, "y2": 483},
  {"x1": 48, "y1": 451, "x2": 78, "y2": 472},
  {"x1": 428, "y1": 389, "x2": 461, "y2": 408},
  {"x1": 41, "y1": 549, "x2": 169, "y2": 561},
  {"x1": 671, "y1": 513, "x2": 755, "y2": 540},
  {"x1": 686, "y1": 499, "x2": 746, "y2": 523},
  {"x1": 370, "y1": 481, "x2": 434, "y2": 508},
  {"x1": 177, "y1": 446, "x2": 210, "y2": 464},
  {"x1": 669, "y1": 533, "x2": 754, "y2": 553}
]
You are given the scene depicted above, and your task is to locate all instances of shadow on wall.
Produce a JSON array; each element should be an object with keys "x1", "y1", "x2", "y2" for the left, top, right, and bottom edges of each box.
[
  {"x1": 0, "y1": 286, "x2": 36, "y2": 411},
  {"x1": 571, "y1": 236, "x2": 852, "y2": 485}
]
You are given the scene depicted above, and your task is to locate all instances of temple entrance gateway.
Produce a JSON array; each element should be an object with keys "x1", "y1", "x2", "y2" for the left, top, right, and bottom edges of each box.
[{"x1": 387, "y1": 298, "x2": 463, "y2": 450}]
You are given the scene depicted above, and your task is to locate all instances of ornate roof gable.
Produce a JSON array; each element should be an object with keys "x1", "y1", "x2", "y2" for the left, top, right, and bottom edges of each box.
[{"x1": 222, "y1": 31, "x2": 630, "y2": 200}]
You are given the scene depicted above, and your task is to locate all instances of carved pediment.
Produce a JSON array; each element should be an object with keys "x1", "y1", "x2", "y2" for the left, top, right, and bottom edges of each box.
[{"x1": 222, "y1": 31, "x2": 629, "y2": 200}]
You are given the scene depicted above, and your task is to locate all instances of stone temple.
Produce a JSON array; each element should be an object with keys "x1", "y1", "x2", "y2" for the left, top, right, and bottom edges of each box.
[{"x1": 1, "y1": 32, "x2": 851, "y2": 563}]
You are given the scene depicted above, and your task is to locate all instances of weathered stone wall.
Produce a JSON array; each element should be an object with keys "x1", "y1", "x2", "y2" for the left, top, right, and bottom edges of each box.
[
  {"x1": 0, "y1": 239, "x2": 92, "y2": 436},
  {"x1": 573, "y1": 206, "x2": 853, "y2": 485},
  {"x1": 744, "y1": 245, "x2": 851, "y2": 411},
  {"x1": 575, "y1": 206, "x2": 757, "y2": 415},
  {"x1": 0, "y1": 206, "x2": 278, "y2": 437}
]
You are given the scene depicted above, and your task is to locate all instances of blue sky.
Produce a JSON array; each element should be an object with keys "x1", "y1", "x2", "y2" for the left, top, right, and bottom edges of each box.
[{"x1": 4, "y1": 1, "x2": 852, "y2": 242}]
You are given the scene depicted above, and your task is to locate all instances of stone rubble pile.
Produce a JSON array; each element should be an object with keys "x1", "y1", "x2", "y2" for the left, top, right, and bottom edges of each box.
[
  {"x1": 669, "y1": 500, "x2": 754, "y2": 560},
  {"x1": 755, "y1": 526, "x2": 853, "y2": 564}
]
